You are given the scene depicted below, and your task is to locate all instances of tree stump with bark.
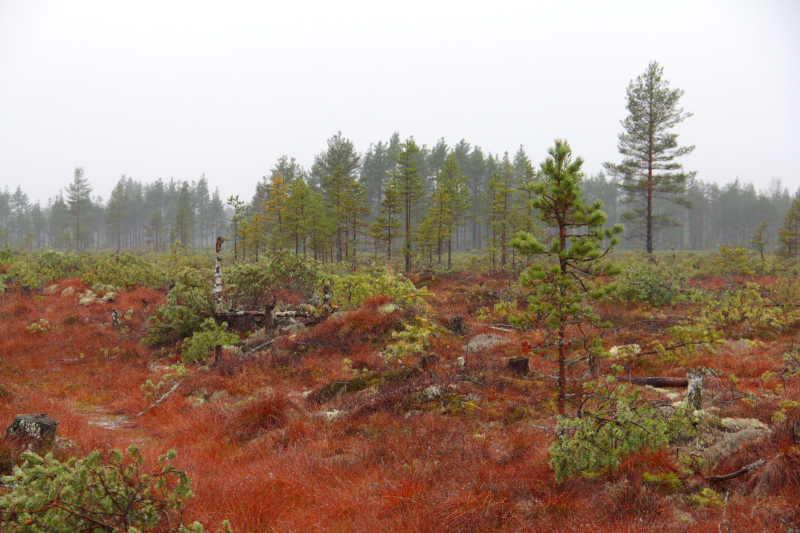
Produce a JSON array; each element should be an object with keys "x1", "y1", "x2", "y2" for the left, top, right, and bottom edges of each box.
[{"x1": 507, "y1": 357, "x2": 529, "y2": 374}]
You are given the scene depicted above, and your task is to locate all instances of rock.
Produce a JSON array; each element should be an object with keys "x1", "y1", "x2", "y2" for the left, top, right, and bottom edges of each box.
[
  {"x1": 699, "y1": 427, "x2": 769, "y2": 466},
  {"x1": 298, "y1": 303, "x2": 316, "y2": 315},
  {"x1": 311, "y1": 409, "x2": 343, "y2": 421},
  {"x1": 726, "y1": 339, "x2": 753, "y2": 354},
  {"x1": 720, "y1": 417, "x2": 769, "y2": 431},
  {"x1": 607, "y1": 344, "x2": 641, "y2": 360},
  {"x1": 281, "y1": 321, "x2": 307, "y2": 336},
  {"x1": 423, "y1": 385, "x2": 443, "y2": 400},
  {"x1": 466, "y1": 333, "x2": 505, "y2": 353},
  {"x1": 43, "y1": 284, "x2": 59, "y2": 295},
  {"x1": 6, "y1": 414, "x2": 60, "y2": 452},
  {"x1": 377, "y1": 303, "x2": 399, "y2": 315},
  {"x1": 78, "y1": 291, "x2": 98, "y2": 305},
  {"x1": 60, "y1": 287, "x2": 75, "y2": 297}
]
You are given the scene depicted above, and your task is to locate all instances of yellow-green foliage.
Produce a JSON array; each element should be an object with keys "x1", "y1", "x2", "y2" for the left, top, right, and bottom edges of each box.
[
  {"x1": 181, "y1": 319, "x2": 240, "y2": 363},
  {"x1": 616, "y1": 252, "x2": 701, "y2": 306},
  {"x1": 712, "y1": 246, "x2": 754, "y2": 277},
  {"x1": 549, "y1": 379, "x2": 693, "y2": 482},
  {"x1": 0, "y1": 446, "x2": 222, "y2": 532},
  {"x1": 384, "y1": 316, "x2": 439, "y2": 362},
  {"x1": 701, "y1": 282, "x2": 796, "y2": 336},
  {"x1": 328, "y1": 264, "x2": 431, "y2": 310}
]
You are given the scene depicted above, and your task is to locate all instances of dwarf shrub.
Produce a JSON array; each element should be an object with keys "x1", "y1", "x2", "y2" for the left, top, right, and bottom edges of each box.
[
  {"x1": 181, "y1": 318, "x2": 239, "y2": 363},
  {"x1": 550, "y1": 379, "x2": 693, "y2": 482},
  {"x1": 145, "y1": 282, "x2": 213, "y2": 346},
  {"x1": 0, "y1": 446, "x2": 223, "y2": 532}
]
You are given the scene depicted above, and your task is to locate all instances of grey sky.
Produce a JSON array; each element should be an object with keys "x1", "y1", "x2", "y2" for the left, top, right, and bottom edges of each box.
[{"x1": 1, "y1": 0, "x2": 798, "y2": 205}]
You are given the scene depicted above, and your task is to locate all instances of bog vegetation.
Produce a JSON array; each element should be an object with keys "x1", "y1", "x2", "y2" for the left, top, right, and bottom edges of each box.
[{"x1": 1, "y1": 64, "x2": 800, "y2": 532}]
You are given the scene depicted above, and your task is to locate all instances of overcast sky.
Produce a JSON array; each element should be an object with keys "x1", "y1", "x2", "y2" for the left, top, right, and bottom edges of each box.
[{"x1": 1, "y1": 0, "x2": 798, "y2": 205}]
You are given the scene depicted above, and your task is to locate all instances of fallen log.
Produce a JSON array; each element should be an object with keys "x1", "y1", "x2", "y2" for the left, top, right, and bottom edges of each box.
[
  {"x1": 617, "y1": 376, "x2": 689, "y2": 388},
  {"x1": 706, "y1": 459, "x2": 765, "y2": 482}
]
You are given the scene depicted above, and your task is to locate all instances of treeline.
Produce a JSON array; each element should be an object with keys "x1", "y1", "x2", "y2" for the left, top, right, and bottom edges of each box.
[
  {"x1": 0, "y1": 170, "x2": 226, "y2": 252},
  {"x1": 0, "y1": 131, "x2": 798, "y2": 263}
]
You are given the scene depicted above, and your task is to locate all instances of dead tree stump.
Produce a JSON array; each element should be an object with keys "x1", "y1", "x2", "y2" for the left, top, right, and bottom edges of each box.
[
  {"x1": 687, "y1": 372, "x2": 703, "y2": 410},
  {"x1": 419, "y1": 354, "x2": 440, "y2": 371},
  {"x1": 6, "y1": 414, "x2": 59, "y2": 452},
  {"x1": 507, "y1": 357, "x2": 529, "y2": 374}
]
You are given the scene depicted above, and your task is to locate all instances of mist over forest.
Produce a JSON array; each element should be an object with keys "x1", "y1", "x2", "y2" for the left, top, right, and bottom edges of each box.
[{"x1": 1, "y1": 130, "x2": 796, "y2": 259}]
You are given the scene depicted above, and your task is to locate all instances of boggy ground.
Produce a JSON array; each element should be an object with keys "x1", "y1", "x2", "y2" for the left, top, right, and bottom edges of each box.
[{"x1": 0, "y1": 272, "x2": 798, "y2": 532}]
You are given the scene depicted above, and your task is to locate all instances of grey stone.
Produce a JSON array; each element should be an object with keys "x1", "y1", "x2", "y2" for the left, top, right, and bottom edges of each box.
[
  {"x1": 466, "y1": 333, "x2": 506, "y2": 353},
  {"x1": 6, "y1": 414, "x2": 60, "y2": 451}
]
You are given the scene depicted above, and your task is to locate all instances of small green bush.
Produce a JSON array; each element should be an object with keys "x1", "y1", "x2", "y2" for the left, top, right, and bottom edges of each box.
[
  {"x1": 0, "y1": 446, "x2": 222, "y2": 532},
  {"x1": 145, "y1": 282, "x2": 213, "y2": 346},
  {"x1": 550, "y1": 379, "x2": 693, "y2": 482},
  {"x1": 181, "y1": 319, "x2": 239, "y2": 363},
  {"x1": 329, "y1": 264, "x2": 431, "y2": 310},
  {"x1": 616, "y1": 252, "x2": 700, "y2": 307},
  {"x1": 224, "y1": 251, "x2": 323, "y2": 308}
]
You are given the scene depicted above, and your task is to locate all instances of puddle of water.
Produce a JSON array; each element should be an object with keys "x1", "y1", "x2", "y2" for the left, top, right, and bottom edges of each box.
[{"x1": 86, "y1": 412, "x2": 135, "y2": 430}]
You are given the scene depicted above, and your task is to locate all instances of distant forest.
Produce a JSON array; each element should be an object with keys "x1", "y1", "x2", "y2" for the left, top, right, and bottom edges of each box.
[{"x1": 0, "y1": 132, "x2": 796, "y2": 260}]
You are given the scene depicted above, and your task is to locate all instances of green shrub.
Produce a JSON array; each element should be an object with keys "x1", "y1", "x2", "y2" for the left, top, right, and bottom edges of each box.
[
  {"x1": 81, "y1": 252, "x2": 169, "y2": 289},
  {"x1": 181, "y1": 319, "x2": 239, "y2": 363},
  {"x1": 329, "y1": 264, "x2": 431, "y2": 310},
  {"x1": 0, "y1": 446, "x2": 223, "y2": 532},
  {"x1": 550, "y1": 379, "x2": 693, "y2": 482},
  {"x1": 616, "y1": 252, "x2": 700, "y2": 306},
  {"x1": 145, "y1": 283, "x2": 213, "y2": 346},
  {"x1": 224, "y1": 251, "x2": 322, "y2": 308},
  {"x1": 701, "y1": 282, "x2": 796, "y2": 337}
]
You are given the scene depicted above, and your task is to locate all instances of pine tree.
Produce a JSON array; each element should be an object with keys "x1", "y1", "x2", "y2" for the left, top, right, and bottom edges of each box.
[
  {"x1": 750, "y1": 221, "x2": 768, "y2": 261},
  {"x1": 438, "y1": 153, "x2": 471, "y2": 269},
  {"x1": 226, "y1": 195, "x2": 248, "y2": 263},
  {"x1": 263, "y1": 173, "x2": 290, "y2": 251},
  {"x1": 371, "y1": 179, "x2": 402, "y2": 261},
  {"x1": 171, "y1": 181, "x2": 195, "y2": 247},
  {"x1": 107, "y1": 178, "x2": 127, "y2": 251},
  {"x1": 392, "y1": 139, "x2": 424, "y2": 272},
  {"x1": 10, "y1": 186, "x2": 29, "y2": 247},
  {"x1": 284, "y1": 178, "x2": 312, "y2": 255},
  {"x1": 482, "y1": 154, "x2": 515, "y2": 270},
  {"x1": 342, "y1": 180, "x2": 369, "y2": 269},
  {"x1": 779, "y1": 199, "x2": 800, "y2": 259},
  {"x1": 512, "y1": 140, "x2": 623, "y2": 414},
  {"x1": 310, "y1": 132, "x2": 361, "y2": 190},
  {"x1": 306, "y1": 190, "x2": 333, "y2": 262},
  {"x1": 603, "y1": 61, "x2": 694, "y2": 253},
  {"x1": 67, "y1": 166, "x2": 92, "y2": 251}
]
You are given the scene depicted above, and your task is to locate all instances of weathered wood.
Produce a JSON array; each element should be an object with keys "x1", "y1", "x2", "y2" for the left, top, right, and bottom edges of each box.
[
  {"x1": 687, "y1": 372, "x2": 703, "y2": 409},
  {"x1": 419, "y1": 354, "x2": 440, "y2": 371},
  {"x1": 323, "y1": 284, "x2": 333, "y2": 314},
  {"x1": 706, "y1": 459, "x2": 765, "y2": 482},
  {"x1": 6, "y1": 414, "x2": 59, "y2": 451},
  {"x1": 264, "y1": 298, "x2": 277, "y2": 331},
  {"x1": 213, "y1": 236, "x2": 224, "y2": 312},
  {"x1": 618, "y1": 376, "x2": 689, "y2": 388}
]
